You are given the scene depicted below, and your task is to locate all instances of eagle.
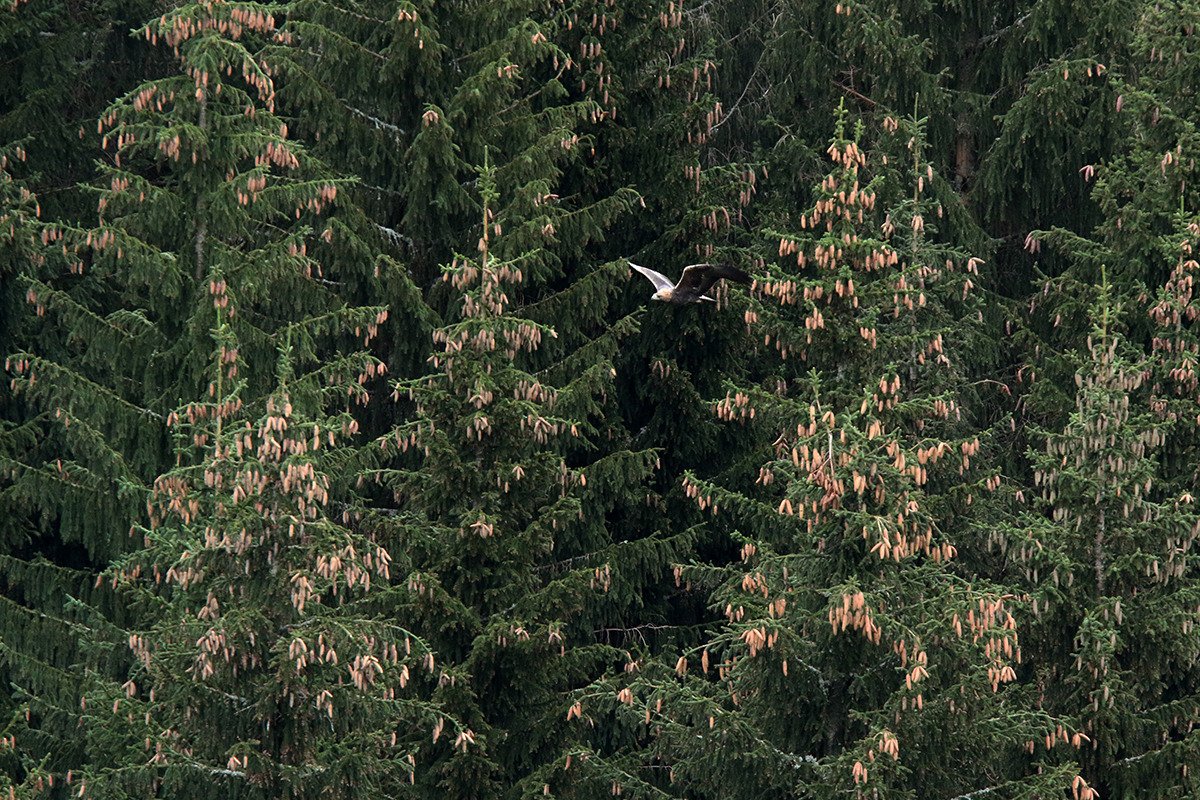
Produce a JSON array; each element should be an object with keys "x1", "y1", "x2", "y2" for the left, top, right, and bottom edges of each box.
[{"x1": 629, "y1": 261, "x2": 752, "y2": 305}]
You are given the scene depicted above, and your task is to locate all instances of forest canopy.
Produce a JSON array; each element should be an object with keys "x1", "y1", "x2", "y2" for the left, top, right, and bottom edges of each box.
[{"x1": 2, "y1": 1, "x2": 1200, "y2": 798}]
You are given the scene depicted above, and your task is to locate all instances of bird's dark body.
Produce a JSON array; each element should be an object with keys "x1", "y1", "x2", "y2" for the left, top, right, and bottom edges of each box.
[{"x1": 667, "y1": 264, "x2": 751, "y2": 304}]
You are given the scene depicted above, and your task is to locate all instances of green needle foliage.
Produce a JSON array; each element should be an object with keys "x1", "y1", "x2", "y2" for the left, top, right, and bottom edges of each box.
[
  {"x1": 364, "y1": 153, "x2": 689, "y2": 800},
  {"x1": 1018, "y1": 279, "x2": 1200, "y2": 798},
  {"x1": 4, "y1": 1, "x2": 1200, "y2": 799},
  {"x1": 2, "y1": 0, "x2": 441, "y2": 795},
  {"x1": 573, "y1": 109, "x2": 1077, "y2": 800}
]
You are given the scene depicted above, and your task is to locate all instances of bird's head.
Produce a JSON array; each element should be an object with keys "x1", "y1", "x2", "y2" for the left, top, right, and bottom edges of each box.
[{"x1": 651, "y1": 289, "x2": 671, "y2": 302}]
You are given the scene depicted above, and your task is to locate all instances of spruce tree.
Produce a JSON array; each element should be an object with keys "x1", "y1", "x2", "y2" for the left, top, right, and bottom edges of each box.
[
  {"x1": 1009, "y1": 5, "x2": 1200, "y2": 793},
  {"x1": 1016, "y1": 279, "x2": 1200, "y2": 798},
  {"x1": 575, "y1": 109, "x2": 1084, "y2": 799},
  {"x1": 2, "y1": 0, "x2": 447, "y2": 795},
  {"x1": 364, "y1": 141, "x2": 700, "y2": 798}
]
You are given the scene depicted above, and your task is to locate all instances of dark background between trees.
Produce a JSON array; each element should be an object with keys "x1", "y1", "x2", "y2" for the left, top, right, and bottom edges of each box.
[{"x1": 2, "y1": 0, "x2": 1200, "y2": 798}]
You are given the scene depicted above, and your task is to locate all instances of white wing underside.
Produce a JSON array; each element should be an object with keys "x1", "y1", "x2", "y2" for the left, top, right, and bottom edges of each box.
[{"x1": 628, "y1": 263, "x2": 675, "y2": 293}]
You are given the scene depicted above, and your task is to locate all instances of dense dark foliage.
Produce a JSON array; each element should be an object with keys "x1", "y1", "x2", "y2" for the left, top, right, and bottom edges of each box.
[{"x1": 3, "y1": 1, "x2": 1200, "y2": 798}]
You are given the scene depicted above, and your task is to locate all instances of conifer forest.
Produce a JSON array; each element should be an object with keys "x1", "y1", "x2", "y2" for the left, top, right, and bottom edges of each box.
[{"x1": 5, "y1": 0, "x2": 1200, "y2": 797}]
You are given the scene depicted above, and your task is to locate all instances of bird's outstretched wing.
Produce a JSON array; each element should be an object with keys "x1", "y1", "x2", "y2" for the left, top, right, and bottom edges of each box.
[
  {"x1": 677, "y1": 263, "x2": 751, "y2": 299},
  {"x1": 629, "y1": 262, "x2": 676, "y2": 293}
]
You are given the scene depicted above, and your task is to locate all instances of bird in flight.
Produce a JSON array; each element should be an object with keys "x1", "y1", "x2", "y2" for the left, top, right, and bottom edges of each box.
[{"x1": 629, "y1": 261, "x2": 751, "y2": 305}]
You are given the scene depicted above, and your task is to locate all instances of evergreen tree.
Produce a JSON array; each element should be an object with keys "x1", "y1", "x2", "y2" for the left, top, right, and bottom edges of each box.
[
  {"x1": 1, "y1": 0, "x2": 446, "y2": 795},
  {"x1": 0, "y1": 0, "x2": 166, "y2": 554},
  {"x1": 1009, "y1": 5, "x2": 1200, "y2": 794},
  {"x1": 367, "y1": 148, "x2": 692, "y2": 799},
  {"x1": 1016, "y1": 278, "x2": 1200, "y2": 798},
  {"x1": 570, "y1": 110, "x2": 1070, "y2": 799}
]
